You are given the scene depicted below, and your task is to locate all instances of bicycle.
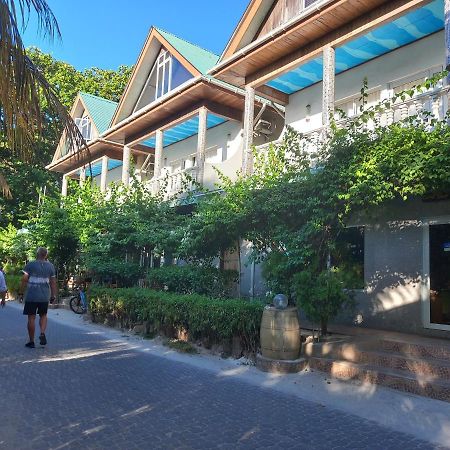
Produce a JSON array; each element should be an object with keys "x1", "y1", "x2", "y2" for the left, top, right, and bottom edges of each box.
[{"x1": 69, "y1": 286, "x2": 88, "y2": 314}]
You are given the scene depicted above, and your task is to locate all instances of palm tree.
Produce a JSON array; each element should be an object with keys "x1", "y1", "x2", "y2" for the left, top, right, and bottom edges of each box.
[{"x1": 0, "y1": 0, "x2": 85, "y2": 197}]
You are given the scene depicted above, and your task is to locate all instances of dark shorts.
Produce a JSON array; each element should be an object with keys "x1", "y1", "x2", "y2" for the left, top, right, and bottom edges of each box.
[{"x1": 23, "y1": 302, "x2": 48, "y2": 316}]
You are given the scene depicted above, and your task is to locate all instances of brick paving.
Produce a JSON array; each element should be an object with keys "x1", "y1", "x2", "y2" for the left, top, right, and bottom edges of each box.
[{"x1": 0, "y1": 305, "x2": 447, "y2": 450}]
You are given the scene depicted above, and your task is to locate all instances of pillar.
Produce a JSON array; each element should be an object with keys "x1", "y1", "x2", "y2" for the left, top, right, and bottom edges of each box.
[
  {"x1": 122, "y1": 145, "x2": 131, "y2": 186},
  {"x1": 322, "y1": 46, "x2": 335, "y2": 127},
  {"x1": 100, "y1": 155, "x2": 109, "y2": 193},
  {"x1": 153, "y1": 130, "x2": 164, "y2": 194},
  {"x1": 154, "y1": 131, "x2": 163, "y2": 178},
  {"x1": 61, "y1": 175, "x2": 68, "y2": 197},
  {"x1": 445, "y1": 1, "x2": 450, "y2": 83},
  {"x1": 242, "y1": 85, "x2": 255, "y2": 175},
  {"x1": 196, "y1": 107, "x2": 207, "y2": 185},
  {"x1": 79, "y1": 166, "x2": 86, "y2": 186}
]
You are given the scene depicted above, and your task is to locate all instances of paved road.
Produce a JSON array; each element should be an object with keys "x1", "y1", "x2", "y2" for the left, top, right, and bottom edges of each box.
[{"x1": 0, "y1": 305, "x2": 445, "y2": 450}]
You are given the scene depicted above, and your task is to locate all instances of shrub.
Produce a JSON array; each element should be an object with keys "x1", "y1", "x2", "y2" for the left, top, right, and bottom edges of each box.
[
  {"x1": 146, "y1": 266, "x2": 238, "y2": 298},
  {"x1": 5, "y1": 274, "x2": 22, "y2": 297},
  {"x1": 293, "y1": 269, "x2": 354, "y2": 335},
  {"x1": 88, "y1": 286, "x2": 263, "y2": 354}
]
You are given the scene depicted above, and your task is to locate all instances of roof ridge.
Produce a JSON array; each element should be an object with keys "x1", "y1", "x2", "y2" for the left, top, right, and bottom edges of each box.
[
  {"x1": 79, "y1": 92, "x2": 118, "y2": 105},
  {"x1": 154, "y1": 27, "x2": 220, "y2": 58}
]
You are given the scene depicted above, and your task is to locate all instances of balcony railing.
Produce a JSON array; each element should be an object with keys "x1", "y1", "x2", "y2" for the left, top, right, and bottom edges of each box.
[
  {"x1": 147, "y1": 167, "x2": 198, "y2": 200},
  {"x1": 256, "y1": 85, "x2": 450, "y2": 155}
]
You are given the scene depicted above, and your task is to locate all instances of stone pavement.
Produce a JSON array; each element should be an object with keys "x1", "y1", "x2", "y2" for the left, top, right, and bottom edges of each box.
[{"x1": 0, "y1": 304, "x2": 448, "y2": 450}]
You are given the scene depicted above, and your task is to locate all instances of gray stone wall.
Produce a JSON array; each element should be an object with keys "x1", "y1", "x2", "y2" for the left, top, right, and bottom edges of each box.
[{"x1": 337, "y1": 198, "x2": 450, "y2": 337}]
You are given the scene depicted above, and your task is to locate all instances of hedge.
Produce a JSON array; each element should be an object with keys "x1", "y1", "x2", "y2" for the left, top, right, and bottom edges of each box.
[
  {"x1": 89, "y1": 286, "x2": 264, "y2": 354},
  {"x1": 146, "y1": 266, "x2": 238, "y2": 298},
  {"x1": 5, "y1": 274, "x2": 21, "y2": 297}
]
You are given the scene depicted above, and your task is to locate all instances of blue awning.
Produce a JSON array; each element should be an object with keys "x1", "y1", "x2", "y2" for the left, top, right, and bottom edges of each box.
[
  {"x1": 266, "y1": 0, "x2": 444, "y2": 94},
  {"x1": 142, "y1": 113, "x2": 227, "y2": 148},
  {"x1": 83, "y1": 159, "x2": 123, "y2": 177}
]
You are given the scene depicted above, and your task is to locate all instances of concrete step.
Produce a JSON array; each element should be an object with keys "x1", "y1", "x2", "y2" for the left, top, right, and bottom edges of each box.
[
  {"x1": 307, "y1": 357, "x2": 450, "y2": 402},
  {"x1": 303, "y1": 341, "x2": 450, "y2": 380},
  {"x1": 370, "y1": 339, "x2": 450, "y2": 360}
]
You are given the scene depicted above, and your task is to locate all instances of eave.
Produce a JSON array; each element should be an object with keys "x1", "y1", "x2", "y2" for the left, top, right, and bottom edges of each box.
[{"x1": 210, "y1": 0, "x2": 432, "y2": 88}]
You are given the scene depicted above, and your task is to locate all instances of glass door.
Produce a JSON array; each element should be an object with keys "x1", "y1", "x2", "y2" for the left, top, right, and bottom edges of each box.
[{"x1": 429, "y1": 224, "x2": 450, "y2": 325}]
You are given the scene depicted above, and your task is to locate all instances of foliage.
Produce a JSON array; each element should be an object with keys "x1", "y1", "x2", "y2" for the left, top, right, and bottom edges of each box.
[
  {"x1": 0, "y1": 223, "x2": 34, "y2": 271},
  {"x1": 0, "y1": 48, "x2": 131, "y2": 226},
  {"x1": 89, "y1": 286, "x2": 264, "y2": 353},
  {"x1": 28, "y1": 47, "x2": 132, "y2": 107},
  {"x1": 5, "y1": 274, "x2": 22, "y2": 296},
  {"x1": 0, "y1": 0, "x2": 85, "y2": 192},
  {"x1": 182, "y1": 73, "x2": 450, "y2": 331},
  {"x1": 146, "y1": 265, "x2": 238, "y2": 298},
  {"x1": 166, "y1": 339, "x2": 198, "y2": 354},
  {"x1": 293, "y1": 269, "x2": 354, "y2": 334},
  {"x1": 29, "y1": 180, "x2": 181, "y2": 286}
]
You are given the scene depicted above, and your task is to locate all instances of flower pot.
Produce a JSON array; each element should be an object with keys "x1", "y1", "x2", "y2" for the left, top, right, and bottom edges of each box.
[{"x1": 260, "y1": 306, "x2": 300, "y2": 360}]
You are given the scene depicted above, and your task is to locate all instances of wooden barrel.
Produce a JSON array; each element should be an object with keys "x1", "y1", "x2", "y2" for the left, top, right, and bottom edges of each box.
[{"x1": 260, "y1": 306, "x2": 300, "y2": 360}]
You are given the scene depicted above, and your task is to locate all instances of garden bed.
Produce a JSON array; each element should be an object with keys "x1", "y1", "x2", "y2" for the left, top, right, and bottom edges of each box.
[{"x1": 88, "y1": 286, "x2": 264, "y2": 357}]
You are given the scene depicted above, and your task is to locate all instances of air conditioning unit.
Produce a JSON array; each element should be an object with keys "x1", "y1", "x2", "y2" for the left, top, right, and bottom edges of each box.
[{"x1": 254, "y1": 119, "x2": 273, "y2": 136}]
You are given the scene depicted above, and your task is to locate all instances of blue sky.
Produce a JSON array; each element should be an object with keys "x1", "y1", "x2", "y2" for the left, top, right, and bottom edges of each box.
[{"x1": 23, "y1": 0, "x2": 249, "y2": 71}]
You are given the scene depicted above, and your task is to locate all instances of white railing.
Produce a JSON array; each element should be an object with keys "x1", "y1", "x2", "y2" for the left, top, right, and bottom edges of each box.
[
  {"x1": 256, "y1": 86, "x2": 450, "y2": 156},
  {"x1": 147, "y1": 167, "x2": 198, "y2": 199}
]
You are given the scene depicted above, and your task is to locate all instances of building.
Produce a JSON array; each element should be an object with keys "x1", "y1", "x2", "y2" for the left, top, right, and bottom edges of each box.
[{"x1": 49, "y1": 0, "x2": 450, "y2": 336}]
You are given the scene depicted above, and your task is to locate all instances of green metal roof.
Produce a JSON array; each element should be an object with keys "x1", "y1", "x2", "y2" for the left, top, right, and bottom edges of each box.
[
  {"x1": 79, "y1": 92, "x2": 118, "y2": 134},
  {"x1": 155, "y1": 28, "x2": 220, "y2": 75}
]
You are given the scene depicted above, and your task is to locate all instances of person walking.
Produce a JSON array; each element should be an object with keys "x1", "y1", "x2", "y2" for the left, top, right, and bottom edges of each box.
[
  {"x1": 20, "y1": 248, "x2": 57, "y2": 348},
  {"x1": 0, "y1": 265, "x2": 7, "y2": 307}
]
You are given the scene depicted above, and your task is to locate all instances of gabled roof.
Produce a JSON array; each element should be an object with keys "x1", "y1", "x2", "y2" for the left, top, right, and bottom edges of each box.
[
  {"x1": 155, "y1": 28, "x2": 219, "y2": 75},
  {"x1": 220, "y1": 0, "x2": 275, "y2": 61},
  {"x1": 79, "y1": 92, "x2": 118, "y2": 135},
  {"x1": 111, "y1": 27, "x2": 219, "y2": 125}
]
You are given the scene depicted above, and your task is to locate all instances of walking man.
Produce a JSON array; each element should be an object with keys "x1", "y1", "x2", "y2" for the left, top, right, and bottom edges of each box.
[
  {"x1": 0, "y1": 265, "x2": 7, "y2": 307},
  {"x1": 20, "y1": 247, "x2": 57, "y2": 348}
]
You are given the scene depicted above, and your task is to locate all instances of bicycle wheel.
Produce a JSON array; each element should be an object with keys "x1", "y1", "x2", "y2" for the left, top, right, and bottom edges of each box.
[{"x1": 69, "y1": 296, "x2": 85, "y2": 314}]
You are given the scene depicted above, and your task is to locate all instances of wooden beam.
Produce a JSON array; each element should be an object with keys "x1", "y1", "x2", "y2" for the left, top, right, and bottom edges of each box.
[
  {"x1": 196, "y1": 106, "x2": 208, "y2": 185},
  {"x1": 255, "y1": 85, "x2": 289, "y2": 104},
  {"x1": 243, "y1": 85, "x2": 255, "y2": 175},
  {"x1": 204, "y1": 101, "x2": 243, "y2": 122},
  {"x1": 246, "y1": 0, "x2": 434, "y2": 87}
]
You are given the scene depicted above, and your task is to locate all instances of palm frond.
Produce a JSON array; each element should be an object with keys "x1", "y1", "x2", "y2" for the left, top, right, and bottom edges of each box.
[{"x1": 0, "y1": 0, "x2": 88, "y2": 166}]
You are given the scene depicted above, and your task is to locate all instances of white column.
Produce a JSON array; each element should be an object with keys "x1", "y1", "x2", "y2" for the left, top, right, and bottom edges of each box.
[
  {"x1": 122, "y1": 145, "x2": 131, "y2": 186},
  {"x1": 242, "y1": 85, "x2": 255, "y2": 175},
  {"x1": 196, "y1": 107, "x2": 207, "y2": 185},
  {"x1": 79, "y1": 167, "x2": 86, "y2": 186},
  {"x1": 100, "y1": 155, "x2": 109, "y2": 193},
  {"x1": 445, "y1": 1, "x2": 450, "y2": 83},
  {"x1": 322, "y1": 46, "x2": 335, "y2": 127},
  {"x1": 61, "y1": 175, "x2": 68, "y2": 197},
  {"x1": 153, "y1": 130, "x2": 164, "y2": 194}
]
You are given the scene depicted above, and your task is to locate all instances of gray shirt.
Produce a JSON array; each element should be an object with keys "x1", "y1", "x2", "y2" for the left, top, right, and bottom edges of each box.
[
  {"x1": 23, "y1": 260, "x2": 56, "y2": 303},
  {"x1": 0, "y1": 271, "x2": 6, "y2": 292}
]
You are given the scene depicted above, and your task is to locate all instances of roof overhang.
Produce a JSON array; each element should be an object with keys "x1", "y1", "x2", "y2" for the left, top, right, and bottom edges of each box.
[
  {"x1": 210, "y1": 0, "x2": 433, "y2": 89},
  {"x1": 103, "y1": 75, "x2": 286, "y2": 148},
  {"x1": 48, "y1": 75, "x2": 285, "y2": 174}
]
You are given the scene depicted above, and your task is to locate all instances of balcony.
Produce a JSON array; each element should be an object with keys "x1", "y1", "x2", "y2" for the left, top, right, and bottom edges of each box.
[{"x1": 257, "y1": 84, "x2": 450, "y2": 155}]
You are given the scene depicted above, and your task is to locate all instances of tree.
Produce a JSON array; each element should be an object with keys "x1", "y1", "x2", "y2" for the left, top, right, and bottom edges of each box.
[
  {"x1": 0, "y1": 0, "x2": 84, "y2": 196},
  {"x1": 0, "y1": 50, "x2": 132, "y2": 227}
]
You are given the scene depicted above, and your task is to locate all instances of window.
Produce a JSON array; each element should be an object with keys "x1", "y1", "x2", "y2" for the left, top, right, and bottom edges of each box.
[
  {"x1": 304, "y1": 0, "x2": 320, "y2": 8},
  {"x1": 335, "y1": 89, "x2": 381, "y2": 119},
  {"x1": 134, "y1": 48, "x2": 192, "y2": 111},
  {"x1": 390, "y1": 66, "x2": 443, "y2": 96},
  {"x1": 75, "y1": 116, "x2": 92, "y2": 141}
]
